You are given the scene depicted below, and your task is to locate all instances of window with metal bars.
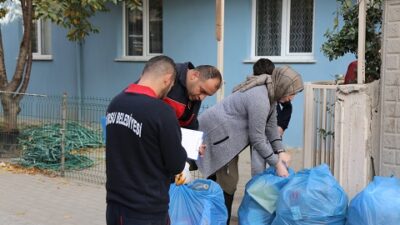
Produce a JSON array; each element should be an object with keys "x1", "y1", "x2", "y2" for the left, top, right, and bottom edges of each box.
[{"x1": 252, "y1": 0, "x2": 314, "y2": 62}]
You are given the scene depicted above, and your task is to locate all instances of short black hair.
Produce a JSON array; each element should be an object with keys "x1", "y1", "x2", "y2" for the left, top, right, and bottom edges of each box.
[
  {"x1": 253, "y1": 58, "x2": 275, "y2": 75},
  {"x1": 142, "y1": 55, "x2": 177, "y2": 78}
]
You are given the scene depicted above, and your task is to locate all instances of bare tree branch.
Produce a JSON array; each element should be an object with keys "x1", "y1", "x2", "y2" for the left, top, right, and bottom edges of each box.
[
  {"x1": 8, "y1": 0, "x2": 32, "y2": 93},
  {"x1": 16, "y1": 40, "x2": 32, "y2": 102}
]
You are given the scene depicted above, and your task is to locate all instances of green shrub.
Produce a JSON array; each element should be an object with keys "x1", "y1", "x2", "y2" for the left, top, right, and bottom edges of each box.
[{"x1": 321, "y1": 0, "x2": 382, "y2": 83}]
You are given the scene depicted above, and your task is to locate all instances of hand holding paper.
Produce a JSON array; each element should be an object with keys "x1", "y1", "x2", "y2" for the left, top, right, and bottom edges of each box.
[
  {"x1": 180, "y1": 128, "x2": 204, "y2": 160},
  {"x1": 198, "y1": 144, "x2": 206, "y2": 157}
]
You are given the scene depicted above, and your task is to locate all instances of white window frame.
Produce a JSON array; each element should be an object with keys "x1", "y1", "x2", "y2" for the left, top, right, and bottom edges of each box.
[
  {"x1": 248, "y1": 0, "x2": 316, "y2": 63},
  {"x1": 119, "y1": 1, "x2": 162, "y2": 61},
  {"x1": 32, "y1": 19, "x2": 52, "y2": 61}
]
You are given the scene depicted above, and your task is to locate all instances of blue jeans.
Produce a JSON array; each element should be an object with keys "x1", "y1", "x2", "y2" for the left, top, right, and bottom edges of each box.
[{"x1": 106, "y1": 203, "x2": 170, "y2": 225}]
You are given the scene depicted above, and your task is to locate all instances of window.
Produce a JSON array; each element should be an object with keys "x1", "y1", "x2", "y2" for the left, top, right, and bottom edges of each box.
[
  {"x1": 32, "y1": 19, "x2": 52, "y2": 60},
  {"x1": 123, "y1": 0, "x2": 162, "y2": 60},
  {"x1": 251, "y1": 0, "x2": 314, "y2": 62}
]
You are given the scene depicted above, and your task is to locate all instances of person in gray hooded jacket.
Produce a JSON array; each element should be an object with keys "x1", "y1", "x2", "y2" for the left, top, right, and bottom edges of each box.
[{"x1": 196, "y1": 66, "x2": 304, "y2": 224}]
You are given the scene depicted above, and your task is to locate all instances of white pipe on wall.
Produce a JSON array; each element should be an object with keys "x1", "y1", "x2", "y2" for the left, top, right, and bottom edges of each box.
[
  {"x1": 216, "y1": 0, "x2": 225, "y2": 102},
  {"x1": 357, "y1": 0, "x2": 367, "y2": 84}
]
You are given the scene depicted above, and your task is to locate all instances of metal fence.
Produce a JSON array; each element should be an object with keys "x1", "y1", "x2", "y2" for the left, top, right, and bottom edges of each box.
[
  {"x1": 0, "y1": 92, "x2": 205, "y2": 184},
  {"x1": 0, "y1": 92, "x2": 109, "y2": 184},
  {"x1": 303, "y1": 82, "x2": 337, "y2": 173}
]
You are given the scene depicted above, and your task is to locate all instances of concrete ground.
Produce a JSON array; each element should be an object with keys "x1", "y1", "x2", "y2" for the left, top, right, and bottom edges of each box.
[
  {"x1": 0, "y1": 148, "x2": 303, "y2": 225},
  {"x1": 0, "y1": 167, "x2": 106, "y2": 225}
]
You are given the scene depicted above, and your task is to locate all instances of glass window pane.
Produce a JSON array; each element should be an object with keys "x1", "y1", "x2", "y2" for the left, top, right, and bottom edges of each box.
[
  {"x1": 31, "y1": 21, "x2": 38, "y2": 53},
  {"x1": 41, "y1": 20, "x2": 52, "y2": 55},
  {"x1": 289, "y1": 0, "x2": 313, "y2": 53},
  {"x1": 256, "y1": 0, "x2": 282, "y2": 56},
  {"x1": 126, "y1": 2, "x2": 143, "y2": 56},
  {"x1": 149, "y1": 0, "x2": 162, "y2": 54}
]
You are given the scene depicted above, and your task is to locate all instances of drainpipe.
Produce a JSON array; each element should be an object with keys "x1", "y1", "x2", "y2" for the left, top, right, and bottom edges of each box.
[
  {"x1": 357, "y1": 0, "x2": 367, "y2": 84},
  {"x1": 216, "y1": 0, "x2": 225, "y2": 102}
]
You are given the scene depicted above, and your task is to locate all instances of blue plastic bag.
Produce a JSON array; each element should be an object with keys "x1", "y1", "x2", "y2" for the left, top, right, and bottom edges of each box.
[
  {"x1": 272, "y1": 164, "x2": 348, "y2": 225},
  {"x1": 346, "y1": 176, "x2": 400, "y2": 225},
  {"x1": 101, "y1": 116, "x2": 106, "y2": 143},
  {"x1": 238, "y1": 167, "x2": 294, "y2": 225},
  {"x1": 169, "y1": 179, "x2": 227, "y2": 225}
]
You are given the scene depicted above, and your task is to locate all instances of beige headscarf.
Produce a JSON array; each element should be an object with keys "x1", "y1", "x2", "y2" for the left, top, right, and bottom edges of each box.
[{"x1": 232, "y1": 66, "x2": 304, "y2": 103}]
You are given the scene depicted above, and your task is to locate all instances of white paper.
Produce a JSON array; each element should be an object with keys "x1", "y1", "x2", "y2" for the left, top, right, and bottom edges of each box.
[{"x1": 180, "y1": 128, "x2": 203, "y2": 160}]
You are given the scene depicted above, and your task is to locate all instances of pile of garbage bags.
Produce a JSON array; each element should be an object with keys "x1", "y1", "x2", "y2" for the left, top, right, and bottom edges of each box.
[
  {"x1": 168, "y1": 164, "x2": 400, "y2": 225},
  {"x1": 239, "y1": 164, "x2": 348, "y2": 225},
  {"x1": 239, "y1": 163, "x2": 400, "y2": 225}
]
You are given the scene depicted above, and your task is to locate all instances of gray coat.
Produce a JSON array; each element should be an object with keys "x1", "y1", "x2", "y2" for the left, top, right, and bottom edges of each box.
[{"x1": 196, "y1": 85, "x2": 283, "y2": 178}]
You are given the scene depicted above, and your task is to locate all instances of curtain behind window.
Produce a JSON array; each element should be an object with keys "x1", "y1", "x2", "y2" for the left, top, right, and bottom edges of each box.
[
  {"x1": 256, "y1": 0, "x2": 282, "y2": 56},
  {"x1": 41, "y1": 20, "x2": 52, "y2": 55},
  {"x1": 127, "y1": 3, "x2": 143, "y2": 56},
  {"x1": 290, "y1": 0, "x2": 313, "y2": 53},
  {"x1": 149, "y1": 0, "x2": 162, "y2": 54},
  {"x1": 32, "y1": 20, "x2": 38, "y2": 53}
]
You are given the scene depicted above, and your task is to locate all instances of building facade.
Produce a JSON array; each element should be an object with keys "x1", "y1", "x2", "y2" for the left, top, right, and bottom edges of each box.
[{"x1": 1, "y1": 0, "x2": 355, "y2": 148}]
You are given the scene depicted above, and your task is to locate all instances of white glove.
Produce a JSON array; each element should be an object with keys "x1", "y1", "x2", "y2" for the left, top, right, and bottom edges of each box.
[{"x1": 175, "y1": 162, "x2": 192, "y2": 185}]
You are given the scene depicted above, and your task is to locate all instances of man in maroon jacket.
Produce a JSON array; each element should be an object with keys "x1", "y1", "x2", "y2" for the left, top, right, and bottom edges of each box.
[
  {"x1": 164, "y1": 62, "x2": 222, "y2": 130},
  {"x1": 164, "y1": 62, "x2": 222, "y2": 173}
]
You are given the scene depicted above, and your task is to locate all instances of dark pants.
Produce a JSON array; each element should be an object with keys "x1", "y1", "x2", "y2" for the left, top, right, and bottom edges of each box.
[
  {"x1": 106, "y1": 203, "x2": 170, "y2": 225},
  {"x1": 223, "y1": 192, "x2": 234, "y2": 225}
]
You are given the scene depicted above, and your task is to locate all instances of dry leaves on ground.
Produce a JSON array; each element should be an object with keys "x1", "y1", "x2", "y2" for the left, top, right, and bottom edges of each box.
[{"x1": 0, "y1": 161, "x2": 57, "y2": 177}]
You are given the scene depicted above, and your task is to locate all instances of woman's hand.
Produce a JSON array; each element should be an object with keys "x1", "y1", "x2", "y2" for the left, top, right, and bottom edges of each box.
[
  {"x1": 275, "y1": 160, "x2": 289, "y2": 177},
  {"x1": 278, "y1": 151, "x2": 291, "y2": 167},
  {"x1": 198, "y1": 144, "x2": 206, "y2": 157}
]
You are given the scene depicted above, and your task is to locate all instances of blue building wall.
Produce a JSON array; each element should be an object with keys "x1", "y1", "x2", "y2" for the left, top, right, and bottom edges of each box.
[
  {"x1": 1, "y1": 0, "x2": 355, "y2": 148},
  {"x1": 164, "y1": 0, "x2": 355, "y2": 147},
  {"x1": 81, "y1": 5, "x2": 144, "y2": 99},
  {"x1": 1, "y1": 21, "x2": 78, "y2": 95}
]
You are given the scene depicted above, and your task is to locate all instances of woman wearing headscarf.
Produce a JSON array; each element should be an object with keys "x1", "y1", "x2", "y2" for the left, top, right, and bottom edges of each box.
[{"x1": 196, "y1": 66, "x2": 304, "y2": 224}]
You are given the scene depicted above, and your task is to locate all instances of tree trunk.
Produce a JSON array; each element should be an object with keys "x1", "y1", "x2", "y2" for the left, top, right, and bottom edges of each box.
[
  {"x1": 0, "y1": 0, "x2": 33, "y2": 156},
  {"x1": 1, "y1": 94, "x2": 20, "y2": 133},
  {"x1": 0, "y1": 94, "x2": 21, "y2": 158}
]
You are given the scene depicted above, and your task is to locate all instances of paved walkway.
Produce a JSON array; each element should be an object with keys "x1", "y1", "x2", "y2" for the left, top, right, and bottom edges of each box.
[
  {"x1": 0, "y1": 148, "x2": 302, "y2": 225},
  {"x1": 0, "y1": 169, "x2": 106, "y2": 225},
  {"x1": 0, "y1": 163, "x2": 244, "y2": 225}
]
